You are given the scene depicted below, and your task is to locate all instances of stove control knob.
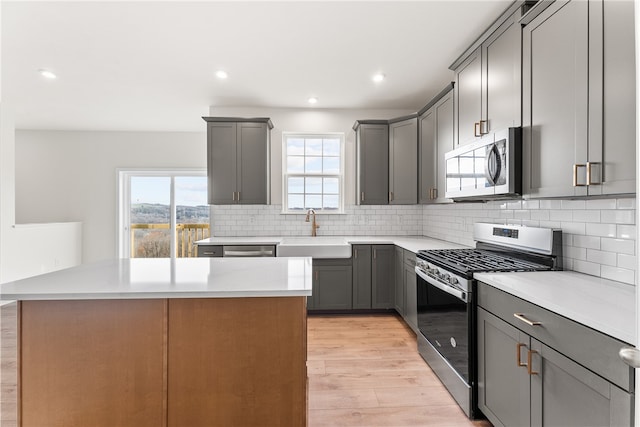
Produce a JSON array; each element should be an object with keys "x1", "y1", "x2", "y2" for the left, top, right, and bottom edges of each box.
[
  {"x1": 449, "y1": 277, "x2": 458, "y2": 285},
  {"x1": 441, "y1": 273, "x2": 450, "y2": 281}
]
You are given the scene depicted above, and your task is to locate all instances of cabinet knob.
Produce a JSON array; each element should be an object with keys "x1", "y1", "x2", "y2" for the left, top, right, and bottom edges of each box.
[{"x1": 619, "y1": 347, "x2": 640, "y2": 368}]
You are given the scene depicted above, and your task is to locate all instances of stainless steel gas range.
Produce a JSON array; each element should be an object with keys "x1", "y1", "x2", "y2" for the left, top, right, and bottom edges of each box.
[{"x1": 415, "y1": 223, "x2": 562, "y2": 418}]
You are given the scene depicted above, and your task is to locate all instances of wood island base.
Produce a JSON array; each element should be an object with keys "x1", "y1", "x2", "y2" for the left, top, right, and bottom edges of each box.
[{"x1": 19, "y1": 297, "x2": 307, "y2": 427}]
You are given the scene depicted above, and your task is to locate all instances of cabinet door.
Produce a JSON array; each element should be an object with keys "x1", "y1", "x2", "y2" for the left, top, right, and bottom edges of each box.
[
  {"x1": 403, "y1": 263, "x2": 417, "y2": 333},
  {"x1": 435, "y1": 92, "x2": 455, "y2": 202},
  {"x1": 352, "y1": 245, "x2": 372, "y2": 309},
  {"x1": 313, "y1": 264, "x2": 353, "y2": 310},
  {"x1": 418, "y1": 107, "x2": 436, "y2": 204},
  {"x1": 530, "y1": 338, "x2": 633, "y2": 427},
  {"x1": 237, "y1": 122, "x2": 269, "y2": 204},
  {"x1": 477, "y1": 308, "x2": 531, "y2": 427},
  {"x1": 371, "y1": 245, "x2": 394, "y2": 309},
  {"x1": 389, "y1": 118, "x2": 418, "y2": 204},
  {"x1": 207, "y1": 122, "x2": 237, "y2": 204},
  {"x1": 357, "y1": 124, "x2": 389, "y2": 205},
  {"x1": 484, "y1": 9, "x2": 522, "y2": 132},
  {"x1": 523, "y1": 0, "x2": 589, "y2": 198},
  {"x1": 455, "y1": 47, "x2": 482, "y2": 146},
  {"x1": 394, "y1": 247, "x2": 404, "y2": 315},
  {"x1": 589, "y1": 0, "x2": 636, "y2": 196}
]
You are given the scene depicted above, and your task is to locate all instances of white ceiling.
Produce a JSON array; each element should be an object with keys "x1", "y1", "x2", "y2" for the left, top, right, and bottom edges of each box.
[{"x1": 2, "y1": 1, "x2": 511, "y2": 132}]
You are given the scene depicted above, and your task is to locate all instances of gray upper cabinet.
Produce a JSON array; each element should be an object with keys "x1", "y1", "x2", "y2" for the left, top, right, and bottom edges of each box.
[
  {"x1": 354, "y1": 121, "x2": 389, "y2": 205},
  {"x1": 389, "y1": 116, "x2": 418, "y2": 204},
  {"x1": 452, "y1": 4, "x2": 523, "y2": 146},
  {"x1": 204, "y1": 117, "x2": 272, "y2": 205},
  {"x1": 522, "y1": 0, "x2": 635, "y2": 198},
  {"x1": 454, "y1": 47, "x2": 483, "y2": 146},
  {"x1": 419, "y1": 84, "x2": 454, "y2": 204}
]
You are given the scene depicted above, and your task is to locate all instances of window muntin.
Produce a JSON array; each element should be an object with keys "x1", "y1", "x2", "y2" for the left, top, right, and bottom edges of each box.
[{"x1": 283, "y1": 134, "x2": 344, "y2": 213}]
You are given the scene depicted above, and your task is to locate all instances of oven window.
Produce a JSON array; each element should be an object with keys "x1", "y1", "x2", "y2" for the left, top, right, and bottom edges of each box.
[{"x1": 417, "y1": 275, "x2": 470, "y2": 382}]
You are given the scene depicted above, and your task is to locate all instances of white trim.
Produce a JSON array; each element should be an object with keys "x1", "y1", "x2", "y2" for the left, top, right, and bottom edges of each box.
[
  {"x1": 116, "y1": 168, "x2": 207, "y2": 259},
  {"x1": 281, "y1": 132, "x2": 345, "y2": 214}
]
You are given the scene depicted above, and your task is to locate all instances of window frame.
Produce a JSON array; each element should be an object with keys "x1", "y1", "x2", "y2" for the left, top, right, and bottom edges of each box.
[
  {"x1": 116, "y1": 168, "x2": 209, "y2": 258},
  {"x1": 281, "y1": 132, "x2": 345, "y2": 214}
]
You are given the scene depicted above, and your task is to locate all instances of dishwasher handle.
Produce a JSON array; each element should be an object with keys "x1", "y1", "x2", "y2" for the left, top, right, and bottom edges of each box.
[{"x1": 223, "y1": 245, "x2": 275, "y2": 257}]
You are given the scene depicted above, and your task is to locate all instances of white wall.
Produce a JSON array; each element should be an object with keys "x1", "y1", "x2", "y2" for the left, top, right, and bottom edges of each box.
[{"x1": 15, "y1": 130, "x2": 206, "y2": 263}]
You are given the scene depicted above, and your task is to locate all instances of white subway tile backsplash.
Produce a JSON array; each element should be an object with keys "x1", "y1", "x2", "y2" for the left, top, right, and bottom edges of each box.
[
  {"x1": 618, "y1": 254, "x2": 637, "y2": 270},
  {"x1": 617, "y1": 198, "x2": 636, "y2": 209},
  {"x1": 601, "y1": 238, "x2": 635, "y2": 255},
  {"x1": 423, "y1": 197, "x2": 636, "y2": 285},
  {"x1": 585, "y1": 223, "x2": 617, "y2": 238},
  {"x1": 586, "y1": 249, "x2": 617, "y2": 266},
  {"x1": 601, "y1": 265, "x2": 635, "y2": 285},
  {"x1": 601, "y1": 210, "x2": 635, "y2": 225}
]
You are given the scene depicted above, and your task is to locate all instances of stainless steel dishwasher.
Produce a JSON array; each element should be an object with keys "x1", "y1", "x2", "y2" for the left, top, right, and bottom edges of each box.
[{"x1": 222, "y1": 245, "x2": 276, "y2": 257}]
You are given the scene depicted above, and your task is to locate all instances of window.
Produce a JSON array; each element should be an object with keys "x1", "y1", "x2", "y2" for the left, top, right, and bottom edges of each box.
[
  {"x1": 117, "y1": 170, "x2": 210, "y2": 258},
  {"x1": 282, "y1": 133, "x2": 344, "y2": 213}
]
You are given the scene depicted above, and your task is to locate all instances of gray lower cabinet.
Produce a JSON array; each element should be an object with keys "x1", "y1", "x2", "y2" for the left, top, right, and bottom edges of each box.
[
  {"x1": 522, "y1": 0, "x2": 635, "y2": 198},
  {"x1": 418, "y1": 84, "x2": 454, "y2": 204},
  {"x1": 204, "y1": 118, "x2": 272, "y2": 204},
  {"x1": 388, "y1": 116, "x2": 418, "y2": 204},
  {"x1": 478, "y1": 284, "x2": 633, "y2": 427},
  {"x1": 352, "y1": 245, "x2": 372, "y2": 309},
  {"x1": 352, "y1": 245, "x2": 394, "y2": 310},
  {"x1": 403, "y1": 250, "x2": 417, "y2": 333},
  {"x1": 308, "y1": 259, "x2": 352, "y2": 311},
  {"x1": 354, "y1": 121, "x2": 389, "y2": 205},
  {"x1": 394, "y1": 247, "x2": 404, "y2": 316}
]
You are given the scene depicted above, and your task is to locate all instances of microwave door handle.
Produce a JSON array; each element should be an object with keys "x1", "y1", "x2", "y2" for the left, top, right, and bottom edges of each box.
[{"x1": 484, "y1": 144, "x2": 501, "y2": 185}]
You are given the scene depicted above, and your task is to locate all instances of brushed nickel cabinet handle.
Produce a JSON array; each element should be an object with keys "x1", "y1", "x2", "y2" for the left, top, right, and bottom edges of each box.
[
  {"x1": 354, "y1": 249, "x2": 358, "y2": 259},
  {"x1": 587, "y1": 162, "x2": 601, "y2": 185},
  {"x1": 232, "y1": 192, "x2": 236, "y2": 201},
  {"x1": 514, "y1": 313, "x2": 542, "y2": 326},
  {"x1": 389, "y1": 192, "x2": 394, "y2": 202},
  {"x1": 373, "y1": 249, "x2": 377, "y2": 260},
  {"x1": 361, "y1": 192, "x2": 365, "y2": 202},
  {"x1": 474, "y1": 122, "x2": 481, "y2": 137},
  {"x1": 237, "y1": 191, "x2": 240, "y2": 201},
  {"x1": 480, "y1": 120, "x2": 489, "y2": 135},
  {"x1": 573, "y1": 164, "x2": 587, "y2": 187},
  {"x1": 527, "y1": 350, "x2": 539, "y2": 375},
  {"x1": 516, "y1": 343, "x2": 527, "y2": 367}
]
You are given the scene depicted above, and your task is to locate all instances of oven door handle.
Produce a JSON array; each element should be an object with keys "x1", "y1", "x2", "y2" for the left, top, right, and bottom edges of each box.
[{"x1": 415, "y1": 267, "x2": 468, "y2": 303}]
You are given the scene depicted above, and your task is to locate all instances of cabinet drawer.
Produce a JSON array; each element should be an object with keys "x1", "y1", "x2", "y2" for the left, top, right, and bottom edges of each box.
[
  {"x1": 403, "y1": 250, "x2": 416, "y2": 268},
  {"x1": 478, "y1": 282, "x2": 633, "y2": 393},
  {"x1": 197, "y1": 245, "x2": 223, "y2": 257}
]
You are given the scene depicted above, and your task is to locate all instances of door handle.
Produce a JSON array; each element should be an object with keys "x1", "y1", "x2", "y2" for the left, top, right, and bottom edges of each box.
[
  {"x1": 527, "y1": 350, "x2": 539, "y2": 375},
  {"x1": 619, "y1": 347, "x2": 640, "y2": 368},
  {"x1": 516, "y1": 343, "x2": 527, "y2": 368},
  {"x1": 389, "y1": 192, "x2": 394, "y2": 202},
  {"x1": 361, "y1": 192, "x2": 365, "y2": 202},
  {"x1": 586, "y1": 162, "x2": 601, "y2": 185},
  {"x1": 480, "y1": 120, "x2": 489, "y2": 135},
  {"x1": 485, "y1": 144, "x2": 501, "y2": 186},
  {"x1": 514, "y1": 313, "x2": 542, "y2": 326},
  {"x1": 474, "y1": 122, "x2": 481, "y2": 137},
  {"x1": 573, "y1": 164, "x2": 587, "y2": 187}
]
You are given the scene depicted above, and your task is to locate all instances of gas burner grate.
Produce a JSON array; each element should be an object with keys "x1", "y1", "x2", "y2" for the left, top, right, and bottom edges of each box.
[{"x1": 417, "y1": 248, "x2": 552, "y2": 274}]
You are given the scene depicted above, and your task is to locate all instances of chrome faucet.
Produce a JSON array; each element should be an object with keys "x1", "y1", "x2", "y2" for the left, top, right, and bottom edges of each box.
[{"x1": 305, "y1": 209, "x2": 320, "y2": 237}]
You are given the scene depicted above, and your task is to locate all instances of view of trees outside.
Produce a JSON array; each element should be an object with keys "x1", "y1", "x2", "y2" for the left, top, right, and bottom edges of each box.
[{"x1": 131, "y1": 176, "x2": 209, "y2": 258}]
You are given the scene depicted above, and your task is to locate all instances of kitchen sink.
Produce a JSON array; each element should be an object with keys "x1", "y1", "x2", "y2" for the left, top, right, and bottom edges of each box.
[{"x1": 277, "y1": 237, "x2": 351, "y2": 259}]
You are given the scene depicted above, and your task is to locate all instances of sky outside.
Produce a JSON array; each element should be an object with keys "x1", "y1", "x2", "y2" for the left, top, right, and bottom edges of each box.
[{"x1": 131, "y1": 176, "x2": 208, "y2": 207}]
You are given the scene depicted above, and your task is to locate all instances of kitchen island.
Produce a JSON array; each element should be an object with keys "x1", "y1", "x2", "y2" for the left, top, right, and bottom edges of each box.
[{"x1": 0, "y1": 257, "x2": 312, "y2": 427}]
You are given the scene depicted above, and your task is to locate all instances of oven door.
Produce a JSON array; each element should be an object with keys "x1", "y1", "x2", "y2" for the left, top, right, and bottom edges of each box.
[{"x1": 416, "y1": 268, "x2": 471, "y2": 383}]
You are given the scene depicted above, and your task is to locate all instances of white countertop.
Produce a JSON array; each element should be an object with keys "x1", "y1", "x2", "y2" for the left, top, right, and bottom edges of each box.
[
  {"x1": 196, "y1": 235, "x2": 468, "y2": 254},
  {"x1": 474, "y1": 271, "x2": 636, "y2": 345},
  {"x1": 0, "y1": 257, "x2": 312, "y2": 300}
]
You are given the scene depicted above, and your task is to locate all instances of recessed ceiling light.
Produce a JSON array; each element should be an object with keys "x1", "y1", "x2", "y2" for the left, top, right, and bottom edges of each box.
[
  {"x1": 215, "y1": 70, "x2": 228, "y2": 79},
  {"x1": 308, "y1": 97, "x2": 318, "y2": 105},
  {"x1": 372, "y1": 73, "x2": 385, "y2": 83},
  {"x1": 38, "y1": 69, "x2": 57, "y2": 79}
]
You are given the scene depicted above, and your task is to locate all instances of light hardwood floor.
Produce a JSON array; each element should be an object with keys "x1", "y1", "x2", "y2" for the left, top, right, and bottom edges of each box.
[
  {"x1": 307, "y1": 314, "x2": 492, "y2": 427},
  {"x1": 1, "y1": 304, "x2": 491, "y2": 427}
]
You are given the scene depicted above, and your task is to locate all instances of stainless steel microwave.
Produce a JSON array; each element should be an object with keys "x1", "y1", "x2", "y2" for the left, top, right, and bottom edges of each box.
[{"x1": 444, "y1": 127, "x2": 522, "y2": 201}]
